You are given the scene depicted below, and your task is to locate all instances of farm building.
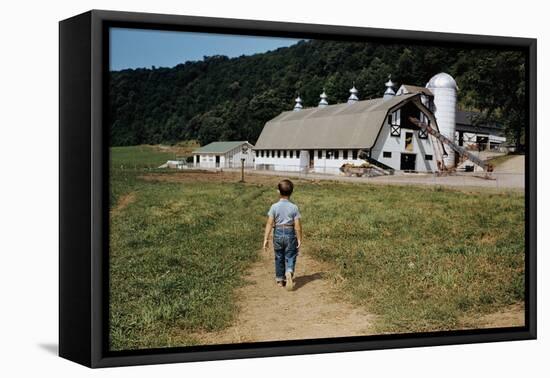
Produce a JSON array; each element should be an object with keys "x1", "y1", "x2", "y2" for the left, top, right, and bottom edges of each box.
[
  {"x1": 396, "y1": 81, "x2": 507, "y2": 152},
  {"x1": 455, "y1": 110, "x2": 506, "y2": 151},
  {"x1": 192, "y1": 141, "x2": 255, "y2": 169},
  {"x1": 253, "y1": 72, "x2": 505, "y2": 174}
]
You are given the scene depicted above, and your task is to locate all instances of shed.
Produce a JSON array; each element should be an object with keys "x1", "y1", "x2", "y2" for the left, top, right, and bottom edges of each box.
[{"x1": 192, "y1": 141, "x2": 255, "y2": 169}]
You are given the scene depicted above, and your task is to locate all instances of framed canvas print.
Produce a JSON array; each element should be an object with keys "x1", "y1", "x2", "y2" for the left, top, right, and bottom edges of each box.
[{"x1": 59, "y1": 9, "x2": 537, "y2": 368}]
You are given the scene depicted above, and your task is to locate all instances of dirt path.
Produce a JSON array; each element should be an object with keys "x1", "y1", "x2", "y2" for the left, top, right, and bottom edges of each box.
[
  {"x1": 111, "y1": 192, "x2": 136, "y2": 215},
  {"x1": 493, "y1": 155, "x2": 525, "y2": 174},
  {"x1": 459, "y1": 303, "x2": 525, "y2": 330},
  {"x1": 195, "y1": 247, "x2": 376, "y2": 345}
]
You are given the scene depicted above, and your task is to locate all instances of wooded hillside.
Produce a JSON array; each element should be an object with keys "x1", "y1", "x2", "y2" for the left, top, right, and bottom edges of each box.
[{"x1": 109, "y1": 39, "x2": 526, "y2": 149}]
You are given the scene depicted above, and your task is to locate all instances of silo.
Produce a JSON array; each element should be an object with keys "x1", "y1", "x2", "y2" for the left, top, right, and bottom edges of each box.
[{"x1": 426, "y1": 72, "x2": 458, "y2": 168}]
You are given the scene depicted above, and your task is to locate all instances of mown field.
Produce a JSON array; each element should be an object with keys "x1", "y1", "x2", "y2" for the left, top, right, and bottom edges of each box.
[{"x1": 109, "y1": 145, "x2": 525, "y2": 351}]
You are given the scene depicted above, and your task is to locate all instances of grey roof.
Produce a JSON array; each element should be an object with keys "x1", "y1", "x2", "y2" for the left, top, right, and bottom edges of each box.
[
  {"x1": 193, "y1": 141, "x2": 250, "y2": 154},
  {"x1": 456, "y1": 110, "x2": 504, "y2": 135},
  {"x1": 456, "y1": 110, "x2": 503, "y2": 128},
  {"x1": 400, "y1": 84, "x2": 434, "y2": 96},
  {"x1": 254, "y1": 94, "x2": 417, "y2": 150},
  {"x1": 456, "y1": 110, "x2": 478, "y2": 126}
]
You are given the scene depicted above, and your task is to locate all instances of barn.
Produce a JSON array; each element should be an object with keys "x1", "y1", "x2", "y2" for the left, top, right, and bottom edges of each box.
[
  {"x1": 396, "y1": 80, "x2": 507, "y2": 152},
  {"x1": 192, "y1": 141, "x2": 254, "y2": 169},
  {"x1": 253, "y1": 75, "x2": 448, "y2": 174},
  {"x1": 253, "y1": 72, "x2": 505, "y2": 174}
]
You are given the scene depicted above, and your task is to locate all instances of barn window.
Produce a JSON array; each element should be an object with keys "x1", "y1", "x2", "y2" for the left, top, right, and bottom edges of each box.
[
  {"x1": 405, "y1": 132, "x2": 414, "y2": 152},
  {"x1": 391, "y1": 125, "x2": 401, "y2": 137},
  {"x1": 290, "y1": 150, "x2": 294, "y2": 158},
  {"x1": 318, "y1": 150, "x2": 322, "y2": 159},
  {"x1": 283, "y1": 150, "x2": 287, "y2": 158},
  {"x1": 383, "y1": 151, "x2": 392, "y2": 158},
  {"x1": 352, "y1": 150, "x2": 358, "y2": 159},
  {"x1": 255, "y1": 150, "x2": 259, "y2": 157},
  {"x1": 326, "y1": 150, "x2": 332, "y2": 159},
  {"x1": 419, "y1": 128, "x2": 428, "y2": 139},
  {"x1": 260, "y1": 150, "x2": 264, "y2": 157},
  {"x1": 277, "y1": 150, "x2": 281, "y2": 158},
  {"x1": 425, "y1": 154, "x2": 433, "y2": 161},
  {"x1": 389, "y1": 109, "x2": 401, "y2": 137},
  {"x1": 296, "y1": 150, "x2": 300, "y2": 158},
  {"x1": 343, "y1": 150, "x2": 348, "y2": 159},
  {"x1": 334, "y1": 150, "x2": 339, "y2": 159}
]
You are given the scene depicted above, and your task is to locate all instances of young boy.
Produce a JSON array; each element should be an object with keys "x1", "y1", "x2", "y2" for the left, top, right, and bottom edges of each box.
[{"x1": 263, "y1": 179, "x2": 302, "y2": 291}]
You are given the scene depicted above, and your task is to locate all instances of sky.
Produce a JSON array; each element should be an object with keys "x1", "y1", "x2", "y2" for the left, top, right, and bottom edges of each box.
[{"x1": 109, "y1": 28, "x2": 302, "y2": 71}]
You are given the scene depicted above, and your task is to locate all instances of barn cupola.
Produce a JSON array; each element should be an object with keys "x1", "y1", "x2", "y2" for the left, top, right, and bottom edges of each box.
[
  {"x1": 293, "y1": 95, "x2": 303, "y2": 111},
  {"x1": 347, "y1": 84, "x2": 359, "y2": 104},
  {"x1": 318, "y1": 90, "x2": 329, "y2": 108},
  {"x1": 383, "y1": 75, "x2": 396, "y2": 100}
]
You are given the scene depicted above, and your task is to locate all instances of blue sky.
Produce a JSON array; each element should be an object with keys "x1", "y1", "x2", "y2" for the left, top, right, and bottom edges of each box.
[{"x1": 109, "y1": 28, "x2": 302, "y2": 71}]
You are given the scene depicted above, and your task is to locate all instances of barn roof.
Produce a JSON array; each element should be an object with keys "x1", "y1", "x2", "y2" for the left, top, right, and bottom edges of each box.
[
  {"x1": 399, "y1": 84, "x2": 434, "y2": 96},
  {"x1": 193, "y1": 141, "x2": 250, "y2": 154},
  {"x1": 254, "y1": 93, "x2": 417, "y2": 150},
  {"x1": 456, "y1": 110, "x2": 504, "y2": 134}
]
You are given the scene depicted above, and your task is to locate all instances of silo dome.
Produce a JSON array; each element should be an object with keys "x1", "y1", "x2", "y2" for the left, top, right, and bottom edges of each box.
[{"x1": 427, "y1": 72, "x2": 458, "y2": 89}]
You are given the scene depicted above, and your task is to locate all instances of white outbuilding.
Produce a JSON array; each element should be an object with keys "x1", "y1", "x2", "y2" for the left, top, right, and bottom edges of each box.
[{"x1": 192, "y1": 141, "x2": 254, "y2": 169}]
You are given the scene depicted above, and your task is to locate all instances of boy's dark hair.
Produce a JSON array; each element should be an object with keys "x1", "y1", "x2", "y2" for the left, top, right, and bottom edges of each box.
[{"x1": 278, "y1": 179, "x2": 294, "y2": 197}]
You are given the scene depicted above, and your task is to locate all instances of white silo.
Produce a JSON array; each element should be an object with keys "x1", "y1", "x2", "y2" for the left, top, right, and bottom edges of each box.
[{"x1": 426, "y1": 72, "x2": 458, "y2": 168}]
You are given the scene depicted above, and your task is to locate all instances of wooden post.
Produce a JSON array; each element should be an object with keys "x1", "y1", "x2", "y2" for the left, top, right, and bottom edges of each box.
[{"x1": 240, "y1": 158, "x2": 245, "y2": 182}]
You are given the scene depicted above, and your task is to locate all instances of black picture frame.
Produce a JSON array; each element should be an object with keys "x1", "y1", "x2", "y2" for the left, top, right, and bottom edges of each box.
[{"x1": 59, "y1": 9, "x2": 537, "y2": 368}]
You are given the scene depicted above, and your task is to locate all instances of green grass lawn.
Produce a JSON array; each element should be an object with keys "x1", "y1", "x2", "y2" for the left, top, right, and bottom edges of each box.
[
  {"x1": 109, "y1": 146, "x2": 525, "y2": 350},
  {"x1": 110, "y1": 145, "x2": 175, "y2": 208}
]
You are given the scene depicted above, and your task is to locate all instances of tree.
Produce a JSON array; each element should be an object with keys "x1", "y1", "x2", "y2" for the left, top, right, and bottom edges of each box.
[
  {"x1": 455, "y1": 50, "x2": 526, "y2": 151},
  {"x1": 109, "y1": 40, "x2": 526, "y2": 151}
]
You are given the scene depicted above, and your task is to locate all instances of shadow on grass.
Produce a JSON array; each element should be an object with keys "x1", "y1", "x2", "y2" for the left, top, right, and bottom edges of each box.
[{"x1": 294, "y1": 272, "x2": 324, "y2": 290}]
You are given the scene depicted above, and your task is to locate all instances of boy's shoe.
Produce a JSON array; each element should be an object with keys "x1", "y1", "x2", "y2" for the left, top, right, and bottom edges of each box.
[
  {"x1": 285, "y1": 271, "x2": 294, "y2": 291},
  {"x1": 276, "y1": 280, "x2": 286, "y2": 288}
]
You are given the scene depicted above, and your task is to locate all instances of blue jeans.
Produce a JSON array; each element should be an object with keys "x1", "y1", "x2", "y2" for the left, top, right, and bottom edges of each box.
[{"x1": 273, "y1": 227, "x2": 298, "y2": 281}]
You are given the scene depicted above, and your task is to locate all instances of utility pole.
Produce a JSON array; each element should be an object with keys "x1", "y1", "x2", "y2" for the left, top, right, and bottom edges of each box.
[{"x1": 240, "y1": 144, "x2": 249, "y2": 182}]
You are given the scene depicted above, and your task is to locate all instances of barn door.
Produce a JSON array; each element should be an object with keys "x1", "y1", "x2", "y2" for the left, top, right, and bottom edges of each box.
[{"x1": 400, "y1": 153, "x2": 416, "y2": 171}]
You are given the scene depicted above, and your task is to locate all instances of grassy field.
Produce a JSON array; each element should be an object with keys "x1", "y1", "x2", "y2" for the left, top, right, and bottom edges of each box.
[{"x1": 109, "y1": 146, "x2": 525, "y2": 350}]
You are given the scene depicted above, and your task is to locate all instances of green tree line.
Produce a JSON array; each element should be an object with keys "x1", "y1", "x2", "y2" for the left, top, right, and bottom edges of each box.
[{"x1": 109, "y1": 39, "x2": 526, "y2": 150}]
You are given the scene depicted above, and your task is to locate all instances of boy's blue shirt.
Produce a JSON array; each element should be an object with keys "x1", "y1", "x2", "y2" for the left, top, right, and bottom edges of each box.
[{"x1": 267, "y1": 198, "x2": 301, "y2": 226}]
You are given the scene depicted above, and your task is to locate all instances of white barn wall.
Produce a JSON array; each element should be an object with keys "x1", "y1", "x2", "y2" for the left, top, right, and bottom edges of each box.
[
  {"x1": 254, "y1": 150, "x2": 304, "y2": 172},
  {"x1": 254, "y1": 149, "x2": 367, "y2": 174},
  {"x1": 198, "y1": 154, "x2": 216, "y2": 168},
  {"x1": 371, "y1": 115, "x2": 438, "y2": 172},
  {"x1": 313, "y1": 150, "x2": 365, "y2": 174},
  {"x1": 226, "y1": 144, "x2": 255, "y2": 168}
]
